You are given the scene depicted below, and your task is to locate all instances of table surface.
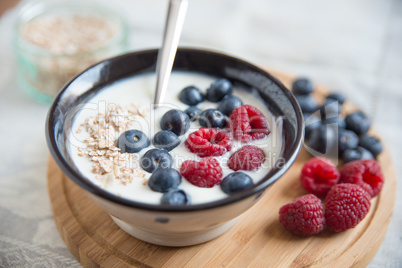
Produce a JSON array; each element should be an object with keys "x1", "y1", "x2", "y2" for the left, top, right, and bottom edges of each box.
[{"x1": 0, "y1": 0, "x2": 400, "y2": 267}]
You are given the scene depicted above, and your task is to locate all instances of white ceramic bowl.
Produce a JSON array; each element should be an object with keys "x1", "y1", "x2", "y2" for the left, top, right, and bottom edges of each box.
[{"x1": 46, "y1": 48, "x2": 304, "y2": 246}]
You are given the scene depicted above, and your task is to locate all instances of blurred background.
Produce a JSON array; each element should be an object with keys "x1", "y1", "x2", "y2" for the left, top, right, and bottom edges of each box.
[{"x1": 0, "y1": 0, "x2": 401, "y2": 267}]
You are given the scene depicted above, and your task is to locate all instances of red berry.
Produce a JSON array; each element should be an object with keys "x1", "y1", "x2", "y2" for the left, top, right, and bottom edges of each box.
[
  {"x1": 229, "y1": 105, "x2": 270, "y2": 143},
  {"x1": 185, "y1": 127, "x2": 233, "y2": 157},
  {"x1": 228, "y1": 145, "x2": 265, "y2": 171},
  {"x1": 300, "y1": 157, "x2": 340, "y2": 196},
  {"x1": 339, "y1": 159, "x2": 384, "y2": 198},
  {"x1": 180, "y1": 157, "x2": 223, "y2": 188},
  {"x1": 279, "y1": 194, "x2": 325, "y2": 236},
  {"x1": 325, "y1": 183, "x2": 371, "y2": 232}
]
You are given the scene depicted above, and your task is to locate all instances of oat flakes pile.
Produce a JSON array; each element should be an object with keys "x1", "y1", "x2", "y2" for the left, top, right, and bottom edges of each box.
[
  {"x1": 22, "y1": 15, "x2": 118, "y2": 54},
  {"x1": 76, "y1": 103, "x2": 149, "y2": 188}
]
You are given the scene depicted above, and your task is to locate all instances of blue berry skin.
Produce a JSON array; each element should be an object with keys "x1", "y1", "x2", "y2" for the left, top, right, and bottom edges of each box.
[
  {"x1": 345, "y1": 112, "x2": 370, "y2": 135},
  {"x1": 342, "y1": 146, "x2": 374, "y2": 163},
  {"x1": 218, "y1": 95, "x2": 243, "y2": 116},
  {"x1": 160, "y1": 109, "x2": 190, "y2": 136},
  {"x1": 305, "y1": 124, "x2": 336, "y2": 155},
  {"x1": 179, "y1": 86, "x2": 204, "y2": 106},
  {"x1": 323, "y1": 116, "x2": 346, "y2": 129},
  {"x1": 338, "y1": 129, "x2": 359, "y2": 155},
  {"x1": 140, "y1": 148, "x2": 173, "y2": 173},
  {"x1": 292, "y1": 78, "x2": 313, "y2": 95},
  {"x1": 161, "y1": 189, "x2": 191, "y2": 205},
  {"x1": 206, "y1": 78, "x2": 233, "y2": 102},
  {"x1": 359, "y1": 134, "x2": 383, "y2": 157},
  {"x1": 327, "y1": 92, "x2": 346, "y2": 105},
  {"x1": 304, "y1": 114, "x2": 322, "y2": 139},
  {"x1": 153, "y1": 130, "x2": 180, "y2": 152},
  {"x1": 296, "y1": 95, "x2": 319, "y2": 114},
  {"x1": 148, "y1": 168, "x2": 181, "y2": 193},
  {"x1": 220, "y1": 172, "x2": 253, "y2": 195},
  {"x1": 116, "y1": 130, "x2": 150, "y2": 153},
  {"x1": 320, "y1": 98, "x2": 341, "y2": 120},
  {"x1": 185, "y1": 106, "x2": 202, "y2": 122},
  {"x1": 199, "y1": 109, "x2": 227, "y2": 129}
]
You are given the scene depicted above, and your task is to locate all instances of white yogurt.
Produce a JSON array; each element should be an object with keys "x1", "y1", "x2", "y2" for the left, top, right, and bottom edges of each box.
[{"x1": 67, "y1": 71, "x2": 283, "y2": 205}]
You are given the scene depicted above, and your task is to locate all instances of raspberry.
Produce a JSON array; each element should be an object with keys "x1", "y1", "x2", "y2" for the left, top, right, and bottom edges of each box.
[
  {"x1": 339, "y1": 159, "x2": 384, "y2": 198},
  {"x1": 228, "y1": 145, "x2": 265, "y2": 171},
  {"x1": 325, "y1": 183, "x2": 371, "y2": 232},
  {"x1": 279, "y1": 194, "x2": 325, "y2": 236},
  {"x1": 300, "y1": 157, "x2": 340, "y2": 196},
  {"x1": 229, "y1": 105, "x2": 270, "y2": 143},
  {"x1": 180, "y1": 157, "x2": 223, "y2": 188},
  {"x1": 185, "y1": 127, "x2": 233, "y2": 157}
]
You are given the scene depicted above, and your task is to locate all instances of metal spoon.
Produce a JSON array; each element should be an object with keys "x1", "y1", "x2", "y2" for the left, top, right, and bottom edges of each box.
[{"x1": 153, "y1": 0, "x2": 188, "y2": 107}]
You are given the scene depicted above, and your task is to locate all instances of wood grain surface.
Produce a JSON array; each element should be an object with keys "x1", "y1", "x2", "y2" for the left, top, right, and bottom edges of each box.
[{"x1": 47, "y1": 71, "x2": 397, "y2": 267}]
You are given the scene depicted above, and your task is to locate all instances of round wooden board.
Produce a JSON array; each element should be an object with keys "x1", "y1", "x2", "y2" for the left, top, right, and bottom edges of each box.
[{"x1": 47, "y1": 71, "x2": 397, "y2": 268}]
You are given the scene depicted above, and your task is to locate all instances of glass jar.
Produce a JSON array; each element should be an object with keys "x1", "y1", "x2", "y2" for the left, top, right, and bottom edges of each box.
[{"x1": 14, "y1": 0, "x2": 129, "y2": 103}]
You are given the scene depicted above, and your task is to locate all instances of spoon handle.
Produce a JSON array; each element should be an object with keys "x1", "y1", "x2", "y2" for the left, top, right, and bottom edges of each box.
[{"x1": 153, "y1": 0, "x2": 188, "y2": 107}]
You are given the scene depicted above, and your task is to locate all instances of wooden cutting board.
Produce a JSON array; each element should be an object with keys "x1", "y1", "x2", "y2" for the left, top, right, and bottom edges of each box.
[{"x1": 47, "y1": 71, "x2": 397, "y2": 267}]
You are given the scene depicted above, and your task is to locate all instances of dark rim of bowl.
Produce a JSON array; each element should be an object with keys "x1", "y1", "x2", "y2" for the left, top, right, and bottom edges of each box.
[{"x1": 46, "y1": 48, "x2": 304, "y2": 212}]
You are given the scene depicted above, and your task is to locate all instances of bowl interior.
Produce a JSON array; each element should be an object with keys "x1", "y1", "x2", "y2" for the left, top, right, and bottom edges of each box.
[{"x1": 46, "y1": 48, "x2": 304, "y2": 212}]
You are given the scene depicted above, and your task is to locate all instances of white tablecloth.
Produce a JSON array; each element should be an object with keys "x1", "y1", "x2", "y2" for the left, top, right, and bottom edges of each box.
[{"x1": 0, "y1": 0, "x2": 400, "y2": 267}]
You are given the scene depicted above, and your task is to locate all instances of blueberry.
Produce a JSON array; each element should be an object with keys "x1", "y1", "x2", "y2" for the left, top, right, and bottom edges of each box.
[
  {"x1": 148, "y1": 168, "x2": 181, "y2": 192},
  {"x1": 179, "y1": 86, "x2": 204, "y2": 106},
  {"x1": 153, "y1": 130, "x2": 180, "y2": 151},
  {"x1": 218, "y1": 95, "x2": 243, "y2": 116},
  {"x1": 320, "y1": 98, "x2": 341, "y2": 120},
  {"x1": 206, "y1": 78, "x2": 233, "y2": 102},
  {"x1": 304, "y1": 113, "x2": 322, "y2": 139},
  {"x1": 345, "y1": 112, "x2": 371, "y2": 135},
  {"x1": 342, "y1": 146, "x2": 374, "y2": 163},
  {"x1": 116, "y1": 129, "x2": 149, "y2": 153},
  {"x1": 161, "y1": 189, "x2": 191, "y2": 205},
  {"x1": 338, "y1": 129, "x2": 359, "y2": 155},
  {"x1": 359, "y1": 134, "x2": 383, "y2": 157},
  {"x1": 292, "y1": 78, "x2": 313, "y2": 95},
  {"x1": 296, "y1": 95, "x2": 319, "y2": 114},
  {"x1": 140, "y1": 148, "x2": 173, "y2": 173},
  {"x1": 305, "y1": 124, "x2": 337, "y2": 155},
  {"x1": 327, "y1": 92, "x2": 346, "y2": 105},
  {"x1": 185, "y1": 106, "x2": 202, "y2": 122},
  {"x1": 199, "y1": 109, "x2": 227, "y2": 128},
  {"x1": 323, "y1": 116, "x2": 346, "y2": 129},
  {"x1": 220, "y1": 172, "x2": 253, "y2": 195},
  {"x1": 160, "y1": 109, "x2": 190, "y2": 136}
]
